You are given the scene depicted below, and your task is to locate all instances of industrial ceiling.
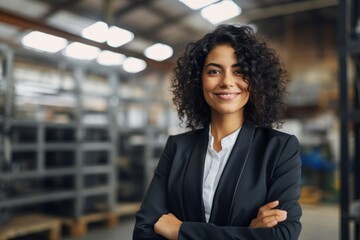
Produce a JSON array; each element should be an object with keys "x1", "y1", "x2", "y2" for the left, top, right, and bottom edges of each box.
[{"x1": 0, "y1": 0, "x2": 338, "y2": 68}]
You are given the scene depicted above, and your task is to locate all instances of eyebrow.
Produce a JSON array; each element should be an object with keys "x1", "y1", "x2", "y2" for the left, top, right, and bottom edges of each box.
[{"x1": 204, "y1": 63, "x2": 241, "y2": 68}]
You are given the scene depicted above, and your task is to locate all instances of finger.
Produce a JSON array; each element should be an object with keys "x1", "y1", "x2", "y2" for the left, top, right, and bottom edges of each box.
[
  {"x1": 252, "y1": 213, "x2": 287, "y2": 228},
  {"x1": 250, "y1": 217, "x2": 278, "y2": 228},
  {"x1": 257, "y1": 214, "x2": 287, "y2": 225},
  {"x1": 262, "y1": 215, "x2": 287, "y2": 227},
  {"x1": 262, "y1": 212, "x2": 287, "y2": 223},
  {"x1": 259, "y1": 200, "x2": 279, "y2": 212},
  {"x1": 258, "y1": 209, "x2": 287, "y2": 219}
]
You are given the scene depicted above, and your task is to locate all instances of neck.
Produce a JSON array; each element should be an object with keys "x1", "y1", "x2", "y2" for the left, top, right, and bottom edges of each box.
[{"x1": 210, "y1": 113, "x2": 244, "y2": 152}]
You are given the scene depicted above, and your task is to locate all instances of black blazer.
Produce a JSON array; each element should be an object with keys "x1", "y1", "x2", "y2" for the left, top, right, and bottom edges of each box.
[{"x1": 133, "y1": 122, "x2": 302, "y2": 240}]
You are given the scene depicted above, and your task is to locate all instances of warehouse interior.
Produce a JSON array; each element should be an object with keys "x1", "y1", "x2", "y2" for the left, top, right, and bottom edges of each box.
[{"x1": 0, "y1": 0, "x2": 359, "y2": 239}]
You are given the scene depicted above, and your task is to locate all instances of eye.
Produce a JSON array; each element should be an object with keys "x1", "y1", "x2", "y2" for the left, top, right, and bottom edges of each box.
[
  {"x1": 207, "y1": 69, "x2": 220, "y2": 75},
  {"x1": 233, "y1": 69, "x2": 242, "y2": 76}
]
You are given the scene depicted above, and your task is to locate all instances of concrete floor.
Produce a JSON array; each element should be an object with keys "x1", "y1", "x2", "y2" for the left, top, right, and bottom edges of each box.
[
  {"x1": 63, "y1": 204, "x2": 339, "y2": 240},
  {"x1": 299, "y1": 204, "x2": 339, "y2": 240}
]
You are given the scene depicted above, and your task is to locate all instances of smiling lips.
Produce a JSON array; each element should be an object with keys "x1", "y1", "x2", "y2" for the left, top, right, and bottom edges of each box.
[{"x1": 214, "y1": 92, "x2": 241, "y2": 100}]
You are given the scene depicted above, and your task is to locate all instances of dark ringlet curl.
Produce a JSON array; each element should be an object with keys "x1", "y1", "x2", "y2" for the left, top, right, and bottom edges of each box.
[{"x1": 171, "y1": 24, "x2": 289, "y2": 130}]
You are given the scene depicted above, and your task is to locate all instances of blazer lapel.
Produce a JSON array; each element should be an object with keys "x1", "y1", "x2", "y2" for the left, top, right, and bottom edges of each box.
[
  {"x1": 209, "y1": 122, "x2": 255, "y2": 225},
  {"x1": 182, "y1": 126, "x2": 208, "y2": 222}
]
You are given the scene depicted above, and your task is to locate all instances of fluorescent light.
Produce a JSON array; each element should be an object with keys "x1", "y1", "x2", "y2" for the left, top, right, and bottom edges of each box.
[
  {"x1": 178, "y1": 0, "x2": 219, "y2": 10},
  {"x1": 64, "y1": 42, "x2": 100, "y2": 60},
  {"x1": 144, "y1": 43, "x2": 173, "y2": 61},
  {"x1": 82, "y1": 21, "x2": 109, "y2": 43},
  {"x1": 81, "y1": 22, "x2": 135, "y2": 47},
  {"x1": 123, "y1": 57, "x2": 147, "y2": 73},
  {"x1": 21, "y1": 31, "x2": 67, "y2": 53},
  {"x1": 107, "y1": 26, "x2": 134, "y2": 47},
  {"x1": 201, "y1": 1, "x2": 241, "y2": 24},
  {"x1": 97, "y1": 50, "x2": 126, "y2": 66}
]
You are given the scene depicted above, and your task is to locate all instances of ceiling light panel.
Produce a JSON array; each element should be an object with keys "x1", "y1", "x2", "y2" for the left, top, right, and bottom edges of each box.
[
  {"x1": 201, "y1": 1, "x2": 241, "y2": 24},
  {"x1": 64, "y1": 42, "x2": 100, "y2": 60},
  {"x1": 178, "y1": 0, "x2": 219, "y2": 10},
  {"x1": 81, "y1": 22, "x2": 134, "y2": 47},
  {"x1": 22, "y1": 31, "x2": 68, "y2": 53},
  {"x1": 82, "y1": 21, "x2": 109, "y2": 43},
  {"x1": 144, "y1": 43, "x2": 173, "y2": 61},
  {"x1": 97, "y1": 50, "x2": 126, "y2": 66},
  {"x1": 107, "y1": 26, "x2": 134, "y2": 47},
  {"x1": 123, "y1": 57, "x2": 147, "y2": 73}
]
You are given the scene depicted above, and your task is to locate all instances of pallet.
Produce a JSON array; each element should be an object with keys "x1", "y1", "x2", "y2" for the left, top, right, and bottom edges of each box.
[
  {"x1": 300, "y1": 186, "x2": 322, "y2": 205},
  {"x1": 62, "y1": 202, "x2": 140, "y2": 237},
  {"x1": 62, "y1": 211, "x2": 117, "y2": 237},
  {"x1": 0, "y1": 214, "x2": 61, "y2": 240},
  {"x1": 114, "y1": 202, "x2": 141, "y2": 219}
]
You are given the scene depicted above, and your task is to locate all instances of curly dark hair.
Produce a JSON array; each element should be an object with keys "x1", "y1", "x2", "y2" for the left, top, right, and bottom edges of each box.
[{"x1": 171, "y1": 24, "x2": 289, "y2": 130}]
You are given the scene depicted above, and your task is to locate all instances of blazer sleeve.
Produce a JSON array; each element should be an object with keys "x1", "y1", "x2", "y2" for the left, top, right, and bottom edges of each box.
[
  {"x1": 178, "y1": 135, "x2": 302, "y2": 240},
  {"x1": 133, "y1": 136, "x2": 173, "y2": 240}
]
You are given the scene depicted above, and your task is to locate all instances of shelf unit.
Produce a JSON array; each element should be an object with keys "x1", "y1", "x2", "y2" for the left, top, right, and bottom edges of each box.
[
  {"x1": 0, "y1": 46, "x2": 11, "y2": 227},
  {"x1": 339, "y1": 0, "x2": 360, "y2": 239},
  {"x1": 0, "y1": 45, "x2": 117, "y2": 218},
  {"x1": 0, "y1": 44, "x2": 173, "y2": 223},
  {"x1": 116, "y1": 79, "x2": 171, "y2": 201}
]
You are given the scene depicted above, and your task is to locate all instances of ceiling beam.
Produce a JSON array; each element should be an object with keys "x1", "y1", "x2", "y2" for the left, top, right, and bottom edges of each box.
[
  {"x1": 65, "y1": 3, "x2": 175, "y2": 47},
  {"x1": 39, "y1": 0, "x2": 82, "y2": 19},
  {"x1": 0, "y1": 8, "x2": 173, "y2": 69},
  {"x1": 143, "y1": 3, "x2": 198, "y2": 37},
  {"x1": 236, "y1": 0, "x2": 338, "y2": 23},
  {"x1": 172, "y1": 0, "x2": 339, "y2": 53},
  {"x1": 113, "y1": 0, "x2": 149, "y2": 19}
]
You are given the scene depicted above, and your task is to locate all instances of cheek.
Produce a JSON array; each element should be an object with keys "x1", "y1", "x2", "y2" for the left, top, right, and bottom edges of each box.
[
  {"x1": 201, "y1": 80, "x2": 213, "y2": 105},
  {"x1": 240, "y1": 82, "x2": 250, "y2": 95},
  {"x1": 201, "y1": 77, "x2": 213, "y2": 92}
]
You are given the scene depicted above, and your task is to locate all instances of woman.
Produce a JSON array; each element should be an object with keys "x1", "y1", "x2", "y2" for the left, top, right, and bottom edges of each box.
[{"x1": 133, "y1": 24, "x2": 302, "y2": 240}]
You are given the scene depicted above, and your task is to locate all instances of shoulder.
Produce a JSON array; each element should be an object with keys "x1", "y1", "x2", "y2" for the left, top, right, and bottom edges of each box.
[
  {"x1": 253, "y1": 126, "x2": 300, "y2": 149},
  {"x1": 169, "y1": 128, "x2": 205, "y2": 144},
  {"x1": 163, "y1": 128, "x2": 206, "y2": 158}
]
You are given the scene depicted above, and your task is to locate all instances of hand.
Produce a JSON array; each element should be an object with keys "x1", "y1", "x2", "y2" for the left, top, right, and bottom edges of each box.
[
  {"x1": 250, "y1": 200, "x2": 287, "y2": 228},
  {"x1": 154, "y1": 213, "x2": 183, "y2": 240}
]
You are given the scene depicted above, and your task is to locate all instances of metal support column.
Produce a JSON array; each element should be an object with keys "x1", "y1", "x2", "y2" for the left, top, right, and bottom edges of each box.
[
  {"x1": 74, "y1": 66, "x2": 85, "y2": 218},
  {"x1": 339, "y1": 0, "x2": 360, "y2": 239},
  {"x1": 108, "y1": 71, "x2": 119, "y2": 211}
]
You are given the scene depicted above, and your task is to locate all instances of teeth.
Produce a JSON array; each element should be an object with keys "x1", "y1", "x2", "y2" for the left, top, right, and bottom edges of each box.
[{"x1": 218, "y1": 93, "x2": 238, "y2": 96}]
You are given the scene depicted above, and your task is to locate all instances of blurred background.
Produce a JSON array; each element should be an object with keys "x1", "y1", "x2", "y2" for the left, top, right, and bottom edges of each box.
[{"x1": 0, "y1": 0, "x2": 358, "y2": 239}]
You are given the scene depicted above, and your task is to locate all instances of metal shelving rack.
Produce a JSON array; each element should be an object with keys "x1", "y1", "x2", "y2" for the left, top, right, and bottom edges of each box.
[
  {"x1": 116, "y1": 79, "x2": 171, "y2": 202},
  {"x1": 339, "y1": 0, "x2": 360, "y2": 239},
  {"x1": 0, "y1": 45, "x2": 117, "y2": 218},
  {"x1": 0, "y1": 43, "x2": 173, "y2": 223}
]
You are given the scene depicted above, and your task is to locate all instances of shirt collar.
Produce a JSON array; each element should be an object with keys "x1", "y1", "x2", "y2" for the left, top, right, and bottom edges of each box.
[{"x1": 208, "y1": 124, "x2": 241, "y2": 150}]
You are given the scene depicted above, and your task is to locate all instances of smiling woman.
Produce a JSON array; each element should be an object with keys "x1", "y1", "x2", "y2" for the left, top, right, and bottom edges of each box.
[
  {"x1": 133, "y1": 24, "x2": 302, "y2": 240},
  {"x1": 201, "y1": 44, "x2": 250, "y2": 119}
]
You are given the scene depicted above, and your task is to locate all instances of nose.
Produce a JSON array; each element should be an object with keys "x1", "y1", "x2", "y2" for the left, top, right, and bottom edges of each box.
[{"x1": 220, "y1": 72, "x2": 234, "y2": 87}]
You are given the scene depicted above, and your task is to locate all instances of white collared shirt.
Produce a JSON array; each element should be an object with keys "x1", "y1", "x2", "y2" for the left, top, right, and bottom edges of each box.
[{"x1": 202, "y1": 125, "x2": 241, "y2": 222}]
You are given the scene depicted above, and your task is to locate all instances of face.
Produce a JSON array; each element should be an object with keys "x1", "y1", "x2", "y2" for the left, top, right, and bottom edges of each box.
[{"x1": 202, "y1": 44, "x2": 250, "y2": 119}]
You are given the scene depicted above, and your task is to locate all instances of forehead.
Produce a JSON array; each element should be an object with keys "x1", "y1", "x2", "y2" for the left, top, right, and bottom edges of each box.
[{"x1": 205, "y1": 44, "x2": 237, "y2": 64}]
